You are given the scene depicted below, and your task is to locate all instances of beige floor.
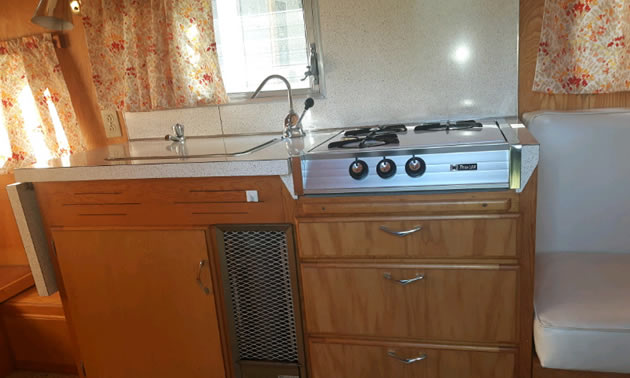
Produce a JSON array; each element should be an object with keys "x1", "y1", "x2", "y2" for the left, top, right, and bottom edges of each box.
[{"x1": 6, "y1": 372, "x2": 77, "y2": 378}]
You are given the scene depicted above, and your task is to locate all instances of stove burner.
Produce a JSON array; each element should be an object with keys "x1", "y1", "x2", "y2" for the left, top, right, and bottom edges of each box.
[
  {"x1": 328, "y1": 133, "x2": 400, "y2": 149},
  {"x1": 344, "y1": 124, "x2": 407, "y2": 137},
  {"x1": 414, "y1": 120, "x2": 483, "y2": 132}
]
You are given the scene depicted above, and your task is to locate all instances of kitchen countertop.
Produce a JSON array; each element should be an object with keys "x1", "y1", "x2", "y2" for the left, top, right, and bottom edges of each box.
[
  {"x1": 11, "y1": 122, "x2": 540, "y2": 195},
  {"x1": 12, "y1": 131, "x2": 338, "y2": 185}
]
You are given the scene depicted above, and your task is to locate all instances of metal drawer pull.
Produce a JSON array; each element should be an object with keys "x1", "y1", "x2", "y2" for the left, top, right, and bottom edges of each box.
[
  {"x1": 383, "y1": 272, "x2": 425, "y2": 285},
  {"x1": 196, "y1": 259, "x2": 211, "y2": 295},
  {"x1": 379, "y1": 225, "x2": 423, "y2": 237},
  {"x1": 387, "y1": 351, "x2": 427, "y2": 364}
]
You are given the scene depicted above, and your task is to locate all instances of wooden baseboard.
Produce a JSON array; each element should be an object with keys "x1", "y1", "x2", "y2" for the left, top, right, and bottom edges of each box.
[{"x1": 534, "y1": 355, "x2": 630, "y2": 378}]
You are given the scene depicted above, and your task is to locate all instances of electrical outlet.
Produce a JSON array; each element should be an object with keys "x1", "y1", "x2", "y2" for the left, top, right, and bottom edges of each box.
[{"x1": 102, "y1": 110, "x2": 122, "y2": 138}]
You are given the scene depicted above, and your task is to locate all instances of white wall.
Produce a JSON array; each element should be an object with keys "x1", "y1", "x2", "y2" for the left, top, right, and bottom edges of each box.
[{"x1": 125, "y1": 0, "x2": 518, "y2": 139}]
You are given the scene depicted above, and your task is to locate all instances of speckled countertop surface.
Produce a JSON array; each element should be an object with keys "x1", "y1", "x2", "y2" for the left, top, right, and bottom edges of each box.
[{"x1": 12, "y1": 131, "x2": 338, "y2": 184}]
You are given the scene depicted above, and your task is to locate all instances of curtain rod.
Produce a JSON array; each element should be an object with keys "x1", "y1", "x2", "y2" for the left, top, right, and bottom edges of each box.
[{"x1": 1, "y1": 32, "x2": 66, "y2": 49}]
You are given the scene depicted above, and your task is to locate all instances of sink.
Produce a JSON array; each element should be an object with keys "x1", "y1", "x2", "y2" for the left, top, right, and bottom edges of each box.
[{"x1": 104, "y1": 135, "x2": 281, "y2": 161}]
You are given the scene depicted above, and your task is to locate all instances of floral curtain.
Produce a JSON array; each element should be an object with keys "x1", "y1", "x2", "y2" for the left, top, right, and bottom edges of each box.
[
  {"x1": 81, "y1": 0, "x2": 229, "y2": 112},
  {"x1": 0, "y1": 34, "x2": 85, "y2": 174},
  {"x1": 533, "y1": 0, "x2": 630, "y2": 94}
]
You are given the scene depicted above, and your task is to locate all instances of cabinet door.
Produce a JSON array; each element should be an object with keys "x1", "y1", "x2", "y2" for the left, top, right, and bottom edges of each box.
[{"x1": 52, "y1": 229, "x2": 226, "y2": 378}]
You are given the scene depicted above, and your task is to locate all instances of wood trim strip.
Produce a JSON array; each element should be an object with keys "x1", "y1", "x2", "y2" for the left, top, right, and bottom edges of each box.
[
  {"x1": 63, "y1": 203, "x2": 141, "y2": 206},
  {"x1": 299, "y1": 257, "x2": 521, "y2": 265},
  {"x1": 300, "y1": 262, "x2": 519, "y2": 270},
  {"x1": 308, "y1": 336, "x2": 518, "y2": 353},
  {"x1": 291, "y1": 157, "x2": 304, "y2": 196},
  {"x1": 296, "y1": 213, "x2": 521, "y2": 223},
  {"x1": 299, "y1": 199, "x2": 514, "y2": 216},
  {"x1": 73, "y1": 192, "x2": 122, "y2": 195}
]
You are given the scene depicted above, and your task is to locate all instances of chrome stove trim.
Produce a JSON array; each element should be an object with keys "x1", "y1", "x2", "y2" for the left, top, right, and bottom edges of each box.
[
  {"x1": 496, "y1": 118, "x2": 521, "y2": 145},
  {"x1": 305, "y1": 143, "x2": 510, "y2": 159},
  {"x1": 509, "y1": 145, "x2": 522, "y2": 190},
  {"x1": 303, "y1": 182, "x2": 510, "y2": 195}
]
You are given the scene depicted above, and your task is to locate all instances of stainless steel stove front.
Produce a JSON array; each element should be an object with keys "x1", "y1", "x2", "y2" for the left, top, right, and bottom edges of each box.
[{"x1": 301, "y1": 147, "x2": 511, "y2": 194}]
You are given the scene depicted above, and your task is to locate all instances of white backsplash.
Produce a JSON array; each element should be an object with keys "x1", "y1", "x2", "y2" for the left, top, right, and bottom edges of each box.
[{"x1": 125, "y1": 0, "x2": 518, "y2": 139}]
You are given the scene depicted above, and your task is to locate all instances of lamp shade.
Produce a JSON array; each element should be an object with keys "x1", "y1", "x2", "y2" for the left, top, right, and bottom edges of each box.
[{"x1": 31, "y1": 0, "x2": 73, "y2": 31}]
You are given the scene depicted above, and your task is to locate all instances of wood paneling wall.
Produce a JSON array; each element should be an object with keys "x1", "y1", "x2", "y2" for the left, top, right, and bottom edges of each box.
[{"x1": 519, "y1": 0, "x2": 630, "y2": 116}]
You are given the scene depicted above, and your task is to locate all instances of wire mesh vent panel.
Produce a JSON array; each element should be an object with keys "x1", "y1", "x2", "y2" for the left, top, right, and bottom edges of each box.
[{"x1": 223, "y1": 230, "x2": 299, "y2": 363}]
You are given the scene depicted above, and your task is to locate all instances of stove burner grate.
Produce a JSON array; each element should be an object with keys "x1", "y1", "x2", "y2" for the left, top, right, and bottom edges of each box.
[
  {"x1": 414, "y1": 120, "x2": 483, "y2": 131},
  {"x1": 328, "y1": 132, "x2": 400, "y2": 149},
  {"x1": 344, "y1": 124, "x2": 407, "y2": 137}
]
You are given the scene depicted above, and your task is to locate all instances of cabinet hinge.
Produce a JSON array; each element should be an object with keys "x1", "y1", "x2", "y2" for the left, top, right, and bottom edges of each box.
[{"x1": 81, "y1": 361, "x2": 87, "y2": 376}]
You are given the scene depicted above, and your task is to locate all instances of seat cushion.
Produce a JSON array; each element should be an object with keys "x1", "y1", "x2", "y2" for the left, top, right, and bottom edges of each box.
[
  {"x1": 525, "y1": 109, "x2": 630, "y2": 254},
  {"x1": 535, "y1": 252, "x2": 630, "y2": 374}
]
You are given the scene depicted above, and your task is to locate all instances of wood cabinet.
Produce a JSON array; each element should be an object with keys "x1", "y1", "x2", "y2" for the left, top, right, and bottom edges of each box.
[
  {"x1": 296, "y1": 175, "x2": 537, "y2": 378},
  {"x1": 23, "y1": 174, "x2": 535, "y2": 378},
  {"x1": 51, "y1": 228, "x2": 226, "y2": 378},
  {"x1": 27, "y1": 176, "x2": 297, "y2": 378}
]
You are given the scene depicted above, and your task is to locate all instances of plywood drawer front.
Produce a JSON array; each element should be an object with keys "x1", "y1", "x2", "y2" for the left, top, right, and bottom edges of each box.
[
  {"x1": 298, "y1": 217, "x2": 518, "y2": 259},
  {"x1": 309, "y1": 339, "x2": 516, "y2": 378},
  {"x1": 34, "y1": 177, "x2": 288, "y2": 226},
  {"x1": 301, "y1": 264, "x2": 518, "y2": 343}
]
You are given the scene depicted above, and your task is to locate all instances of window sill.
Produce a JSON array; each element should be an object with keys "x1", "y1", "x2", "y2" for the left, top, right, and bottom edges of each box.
[{"x1": 221, "y1": 88, "x2": 325, "y2": 107}]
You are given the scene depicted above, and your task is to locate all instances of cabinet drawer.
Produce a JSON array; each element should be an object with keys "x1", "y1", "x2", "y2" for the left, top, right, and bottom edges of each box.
[
  {"x1": 301, "y1": 264, "x2": 518, "y2": 343},
  {"x1": 297, "y1": 217, "x2": 518, "y2": 259},
  {"x1": 309, "y1": 339, "x2": 516, "y2": 378}
]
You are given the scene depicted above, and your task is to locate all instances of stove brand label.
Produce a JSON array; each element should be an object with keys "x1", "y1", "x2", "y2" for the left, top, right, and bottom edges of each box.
[{"x1": 451, "y1": 163, "x2": 478, "y2": 171}]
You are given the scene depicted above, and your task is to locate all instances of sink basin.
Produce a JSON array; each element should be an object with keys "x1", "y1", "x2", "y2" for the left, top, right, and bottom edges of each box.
[{"x1": 104, "y1": 135, "x2": 281, "y2": 161}]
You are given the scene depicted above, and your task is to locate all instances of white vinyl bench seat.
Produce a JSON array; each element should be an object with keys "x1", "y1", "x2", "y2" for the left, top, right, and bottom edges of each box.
[
  {"x1": 527, "y1": 109, "x2": 630, "y2": 374},
  {"x1": 535, "y1": 252, "x2": 630, "y2": 374}
]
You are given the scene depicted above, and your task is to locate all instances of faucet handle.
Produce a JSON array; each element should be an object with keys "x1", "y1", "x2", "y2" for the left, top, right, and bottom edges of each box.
[
  {"x1": 304, "y1": 97, "x2": 315, "y2": 110},
  {"x1": 173, "y1": 123, "x2": 185, "y2": 138}
]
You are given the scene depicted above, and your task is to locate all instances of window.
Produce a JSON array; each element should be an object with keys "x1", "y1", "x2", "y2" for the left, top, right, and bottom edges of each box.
[{"x1": 211, "y1": 0, "x2": 321, "y2": 96}]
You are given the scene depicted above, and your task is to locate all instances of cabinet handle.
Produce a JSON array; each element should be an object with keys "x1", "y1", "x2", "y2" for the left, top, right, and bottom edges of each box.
[
  {"x1": 387, "y1": 350, "x2": 427, "y2": 364},
  {"x1": 379, "y1": 225, "x2": 423, "y2": 237},
  {"x1": 196, "y1": 259, "x2": 211, "y2": 295},
  {"x1": 383, "y1": 272, "x2": 425, "y2": 286}
]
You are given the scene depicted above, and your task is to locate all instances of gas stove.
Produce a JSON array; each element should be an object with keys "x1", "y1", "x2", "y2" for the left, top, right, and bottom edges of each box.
[{"x1": 301, "y1": 118, "x2": 521, "y2": 194}]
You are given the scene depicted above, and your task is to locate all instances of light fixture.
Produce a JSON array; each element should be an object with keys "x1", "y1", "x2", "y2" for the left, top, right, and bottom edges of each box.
[
  {"x1": 69, "y1": 0, "x2": 81, "y2": 14},
  {"x1": 31, "y1": 0, "x2": 74, "y2": 31}
]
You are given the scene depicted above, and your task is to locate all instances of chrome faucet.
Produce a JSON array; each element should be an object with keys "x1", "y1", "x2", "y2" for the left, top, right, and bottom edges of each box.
[
  {"x1": 165, "y1": 123, "x2": 185, "y2": 142},
  {"x1": 251, "y1": 75, "x2": 306, "y2": 138}
]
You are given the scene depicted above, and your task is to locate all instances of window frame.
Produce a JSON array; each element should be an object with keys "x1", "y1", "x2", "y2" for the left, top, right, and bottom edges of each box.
[{"x1": 218, "y1": 0, "x2": 326, "y2": 104}]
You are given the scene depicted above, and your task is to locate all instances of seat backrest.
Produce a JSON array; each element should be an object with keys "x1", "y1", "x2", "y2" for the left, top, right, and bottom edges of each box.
[{"x1": 525, "y1": 109, "x2": 630, "y2": 253}]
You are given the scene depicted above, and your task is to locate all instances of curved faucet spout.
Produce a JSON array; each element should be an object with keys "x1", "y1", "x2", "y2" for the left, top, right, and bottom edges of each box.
[
  {"x1": 251, "y1": 74, "x2": 305, "y2": 138},
  {"x1": 251, "y1": 74, "x2": 295, "y2": 114}
]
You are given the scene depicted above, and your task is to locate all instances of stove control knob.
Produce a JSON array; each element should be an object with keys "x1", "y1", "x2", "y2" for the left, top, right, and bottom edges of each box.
[
  {"x1": 349, "y1": 159, "x2": 368, "y2": 180},
  {"x1": 377, "y1": 158, "x2": 397, "y2": 179},
  {"x1": 405, "y1": 157, "x2": 426, "y2": 177}
]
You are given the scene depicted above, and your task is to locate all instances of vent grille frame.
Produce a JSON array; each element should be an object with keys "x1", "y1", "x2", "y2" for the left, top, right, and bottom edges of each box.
[{"x1": 215, "y1": 225, "x2": 305, "y2": 377}]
